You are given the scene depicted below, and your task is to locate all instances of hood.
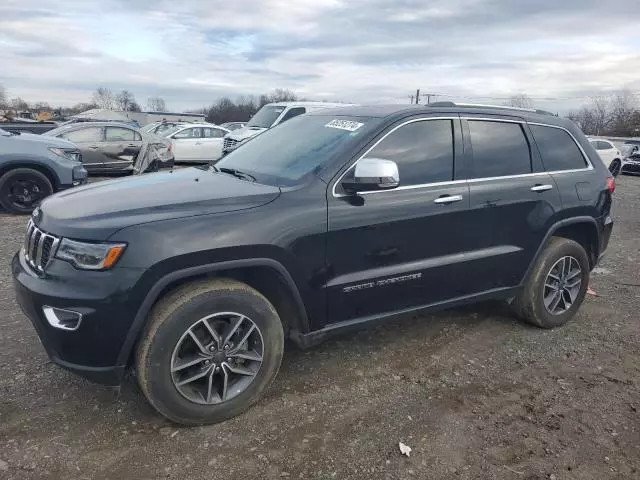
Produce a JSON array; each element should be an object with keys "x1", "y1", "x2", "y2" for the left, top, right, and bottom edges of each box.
[
  {"x1": 225, "y1": 126, "x2": 267, "y2": 141},
  {"x1": 12, "y1": 132, "x2": 78, "y2": 149},
  {"x1": 37, "y1": 167, "x2": 281, "y2": 240}
]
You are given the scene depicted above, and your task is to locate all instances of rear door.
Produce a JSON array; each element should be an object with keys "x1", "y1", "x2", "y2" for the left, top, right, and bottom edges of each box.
[
  {"x1": 275, "y1": 107, "x2": 306, "y2": 126},
  {"x1": 59, "y1": 126, "x2": 105, "y2": 170},
  {"x1": 325, "y1": 116, "x2": 474, "y2": 325},
  {"x1": 101, "y1": 126, "x2": 142, "y2": 167},
  {"x1": 462, "y1": 116, "x2": 562, "y2": 293},
  {"x1": 201, "y1": 127, "x2": 226, "y2": 160}
]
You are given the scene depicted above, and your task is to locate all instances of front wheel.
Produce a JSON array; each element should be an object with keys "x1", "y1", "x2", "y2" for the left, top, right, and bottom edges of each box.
[
  {"x1": 609, "y1": 159, "x2": 622, "y2": 177},
  {"x1": 512, "y1": 237, "x2": 590, "y2": 329},
  {"x1": 0, "y1": 168, "x2": 54, "y2": 214},
  {"x1": 135, "y1": 279, "x2": 284, "y2": 425}
]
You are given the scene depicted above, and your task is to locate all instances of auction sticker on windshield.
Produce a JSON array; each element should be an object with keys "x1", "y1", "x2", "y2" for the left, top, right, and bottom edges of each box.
[{"x1": 325, "y1": 119, "x2": 364, "y2": 132}]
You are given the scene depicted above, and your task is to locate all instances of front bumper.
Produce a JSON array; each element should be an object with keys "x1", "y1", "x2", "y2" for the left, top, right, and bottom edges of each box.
[{"x1": 12, "y1": 251, "x2": 146, "y2": 385}]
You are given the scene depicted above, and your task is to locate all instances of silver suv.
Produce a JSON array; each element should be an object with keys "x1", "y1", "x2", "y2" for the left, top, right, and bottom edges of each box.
[{"x1": 0, "y1": 128, "x2": 87, "y2": 214}]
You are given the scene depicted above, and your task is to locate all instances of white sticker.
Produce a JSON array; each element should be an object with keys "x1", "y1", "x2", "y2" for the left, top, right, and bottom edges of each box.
[{"x1": 325, "y1": 119, "x2": 364, "y2": 132}]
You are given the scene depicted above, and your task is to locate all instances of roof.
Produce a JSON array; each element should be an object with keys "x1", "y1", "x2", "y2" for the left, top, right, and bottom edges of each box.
[
  {"x1": 308, "y1": 103, "x2": 571, "y2": 128},
  {"x1": 59, "y1": 121, "x2": 139, "y2": 129},
  {"x1": 142, "y1": 111, "x2": 205, "y2": 117},
  {"x1": 266, "y1": 101, "x2": 356, "y2": 108}
]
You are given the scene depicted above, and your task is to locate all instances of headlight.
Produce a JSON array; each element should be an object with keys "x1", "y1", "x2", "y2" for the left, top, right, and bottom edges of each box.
[
  {"x1": 55, "y1": 239, "x2": 126, "y2": 270},
  {"x1": 49, "y1": 147, "x2": 80, "y2": 162}
]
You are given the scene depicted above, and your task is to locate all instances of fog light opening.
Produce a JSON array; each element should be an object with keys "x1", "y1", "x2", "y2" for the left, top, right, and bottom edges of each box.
[{"x1": 43, "y1": 306, "x2": 83, "y2": 331}]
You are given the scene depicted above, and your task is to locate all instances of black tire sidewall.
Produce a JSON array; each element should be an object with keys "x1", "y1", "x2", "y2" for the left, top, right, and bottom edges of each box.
[
  {"x1": 526, "y1": 239, "x2": 590, "y2": 328},
  {"x1": 141, "y1": 287, "x2": 284, "y2": 425},
  {"x1": 0, "y1": 168, "x2": 53, "y2": 214}
]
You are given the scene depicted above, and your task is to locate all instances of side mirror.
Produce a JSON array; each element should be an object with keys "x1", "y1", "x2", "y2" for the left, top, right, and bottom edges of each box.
[{"x1": 342, "y1": 158, "x2": 400, "y2": 193}]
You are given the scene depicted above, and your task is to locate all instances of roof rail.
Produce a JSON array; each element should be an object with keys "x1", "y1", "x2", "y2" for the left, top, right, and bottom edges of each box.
[{"x1": 426, "y1": 101, "x2": 555, "y2": 116}]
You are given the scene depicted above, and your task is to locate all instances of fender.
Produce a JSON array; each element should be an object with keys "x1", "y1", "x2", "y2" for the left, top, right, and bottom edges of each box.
[
  {"x1": 116, "y1": 258, "x2": 310, "y2": 365},
  {"x1": 520, "y1": 216, "x2": 600, "y2": 286}
]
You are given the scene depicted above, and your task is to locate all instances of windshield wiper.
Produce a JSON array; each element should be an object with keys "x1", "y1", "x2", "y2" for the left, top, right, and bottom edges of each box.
[{"x1": 218, "y1": 167, "x2": 256, "y2": 182}]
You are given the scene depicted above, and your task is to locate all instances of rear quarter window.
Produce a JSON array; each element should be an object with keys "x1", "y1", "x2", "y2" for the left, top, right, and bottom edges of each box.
[{"x1": 530, "y1": 124, "x2": 588, "y2": 171}]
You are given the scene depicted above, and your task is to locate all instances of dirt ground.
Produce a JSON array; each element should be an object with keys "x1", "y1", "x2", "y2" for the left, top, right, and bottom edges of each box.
[{"x1": 0, "y1": 175, "x2": 639, "y2": 480}]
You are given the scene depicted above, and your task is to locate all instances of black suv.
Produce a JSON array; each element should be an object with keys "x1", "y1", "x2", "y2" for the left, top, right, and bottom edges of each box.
[{"x1": 12, "y1": 103, "x2": 614, "y2": 425}]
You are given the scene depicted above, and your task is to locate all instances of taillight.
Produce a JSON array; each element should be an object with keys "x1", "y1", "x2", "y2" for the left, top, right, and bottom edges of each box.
[
  {"x1": 167, "y1": 143, "x2": 172, "y2": 153},
  {"x1": 606, "y1": 176, "x2": 615, "y2": 194}
]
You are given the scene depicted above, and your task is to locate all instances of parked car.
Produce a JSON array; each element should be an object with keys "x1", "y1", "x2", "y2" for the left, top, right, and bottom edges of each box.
[
  {"x1": 12, "y1": 103, "x2": 614, "y2": 425},
  {"x1": 219, "y1": 122, "x2": 246, "y2": 131},
  {"x1": 588, "y1": 138, "x2": 623, "y2": 176},
  {"x1": 0, "y1": 119, "x2": 59, "y2": 135},
  {"x1": 620, "y1": 142, "x2": 640, "y2": 175},
  {"x1": 165, "y1": 123, "x2": 230, "y2": 163},
  {"x1": 43, "y1": 122, "x2": 174, "y2": 174},
  {"x1": 221, "y1": 102, "x2": 355, "y2": 155},
  {"x1": 0, "y1": 128, "x2": 86, "y2": 214}
]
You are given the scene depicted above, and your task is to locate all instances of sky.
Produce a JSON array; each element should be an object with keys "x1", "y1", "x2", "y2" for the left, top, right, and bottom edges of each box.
[{"x1": 1, "y1": 0, "x2": 639, "y2": 113}]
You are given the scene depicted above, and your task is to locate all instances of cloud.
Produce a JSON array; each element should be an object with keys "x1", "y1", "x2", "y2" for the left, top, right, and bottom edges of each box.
[{"x1": 1, "y1": 0, "x2": 639, "y2": 112}]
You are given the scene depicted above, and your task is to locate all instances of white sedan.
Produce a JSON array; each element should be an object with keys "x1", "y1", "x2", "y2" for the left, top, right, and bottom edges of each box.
[
  {"x1": 588, "y1": 138, "x2": 623, "y2": 176},
  {"x1": 165, "y1": 124, "x2": 230, "y2": 163}
]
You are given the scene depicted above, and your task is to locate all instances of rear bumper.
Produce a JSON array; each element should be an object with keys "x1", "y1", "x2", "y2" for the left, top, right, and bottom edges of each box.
[
  {"x1": 12, "y1": 251, "x2": 146, "y2": 385},
  {"x1": 598, "y1": 215, "x2": 614, "y2": 264}
]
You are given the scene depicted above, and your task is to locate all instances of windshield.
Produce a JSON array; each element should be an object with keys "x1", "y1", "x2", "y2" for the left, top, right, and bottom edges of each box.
[
  {"x1": 216, "y1": 115, "x2": 375, "y2": 186},
  {"x1": 622, "y1": 144, "x2": 639, "y2": 156},
  {"x1": 246, "y1": 106, "x2": 286, "y2": 128},
  {"x1": 41, "y1": 124, "x2": 78, "y2": 137},
  {"x1": 161, "y1": 125, "x2": 184, "y2": 137}
]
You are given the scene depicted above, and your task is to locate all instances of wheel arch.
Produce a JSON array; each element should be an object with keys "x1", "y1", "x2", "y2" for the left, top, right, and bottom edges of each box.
[
  {"x1": 117, "y1": 258, "x2": 310, "y2": 366},
  {"x1": 521, "y1": 217, "x2": 600, "y2": 286},
  {"x1": 0, "y1": 161, "x2": 61, "y2": 189}
]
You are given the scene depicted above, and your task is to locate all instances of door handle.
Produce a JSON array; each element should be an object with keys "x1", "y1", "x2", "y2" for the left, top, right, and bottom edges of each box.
[
  {"x1": 434, "y1": 194, "x2": 463, "y2": 204},
  {"x1": 195, "y1": 142, "x2": 202, "y2": 146},
  {"x1": 126, "y1": 144, "x2": 137, "y2": 148},
  {"x1": 530, "y1": 184, "x2": 553, "y2": 192},
  {"x1": 88, "y1": 145, "x2": 99, "y2": 149}
]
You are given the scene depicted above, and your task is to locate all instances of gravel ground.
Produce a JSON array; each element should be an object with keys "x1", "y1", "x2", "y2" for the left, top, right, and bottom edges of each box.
[{"x1": 0, "y1": 175, "x2": 639, "y2": 480}]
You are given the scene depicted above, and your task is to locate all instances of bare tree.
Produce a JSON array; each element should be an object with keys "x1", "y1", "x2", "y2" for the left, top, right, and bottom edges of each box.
[
  {"x1": 504, "y1": 94, "x2": 534, "y2": 109},
  {"x1": 92, "y1": 87, "x2": 115, "y2": 110},
  {"x1": 10, "y1": 97, "x2": 29, "y2": 111},
  {"x1": 115, "y1": 90, "x2": 137, "y2": 111},
  {"x1": 0, "y1": 85, "x2": 7, "y2": 109},
  {"x1": 147, "y1": 96, "x2": 167, "y2": 112},
  {"x1": 591, "y1": 96, "x2": 610, "y2": 136},
  {"x1": 608, "y1": 90, "x2": 638, "y2": 137},
  {"x1": 34, "y1": 101, "x2": 51, "y2": 112},
  {"x1": 128, "y1": 101, "x2": 142, "y2": 112},
  {"x1": 268, "y1": 88, "x2": 298, "y2": 103}
]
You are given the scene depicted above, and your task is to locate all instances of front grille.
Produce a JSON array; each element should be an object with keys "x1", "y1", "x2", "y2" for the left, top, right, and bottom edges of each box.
[
  {"x1": 23, "y1": 220, "x2": 60, "y2": 273},
  {"x1": 223, "y1": 138, "x2": 239, "y2": 151}
]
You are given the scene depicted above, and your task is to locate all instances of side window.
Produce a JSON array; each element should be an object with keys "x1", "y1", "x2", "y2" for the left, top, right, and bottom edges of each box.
[
  {"x1": 530, "y1": 124, "x2": 588, "y2": 171},
  {"x1": 361, "y1": 119, "x2": 454, "y2": 186},
  {"x1": 203, "y1": 128, "x2": 224, "y2": 138},
  {"x1": 468, "y1": 121, "x2": 531, "y2": 178},
  {"x1": 173, "y1": 128, "x2": 197, "y2": 139},
  {"x1": 61, "y1": 127, "x2": 102, "y2": 143},
  {"x1": 105, "y1": 127, "x2": 136, "y2": 142},
  {"x1": 279, "y1": 107, "x2": 306, "y2": 124},
  {"x1": 598, "y1": 141, "x2": 612, "y2": 150}
]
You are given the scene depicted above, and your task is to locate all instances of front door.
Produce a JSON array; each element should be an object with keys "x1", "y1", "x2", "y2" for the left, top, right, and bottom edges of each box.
[
  {"x1": 460, "y1": 117, "x2": 562, "y2": 294},
  {"x1": 171, "y1": 127, "x2": 202, "y2": 161},
  {"x1": 325, "y1": 117, "x2": 474, "y2": 325},
  {"x1": 201, "y1": 127, "x2": 226, "y2": 160}
]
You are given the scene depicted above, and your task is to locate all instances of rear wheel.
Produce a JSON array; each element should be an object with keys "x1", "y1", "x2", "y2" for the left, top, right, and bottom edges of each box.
[
  {"x1": 609, "y1": 159, "x2": 622, "y2": 177},
  {"x1": 135, "y1": 278, "x2": 284, "y2": 425},
  {"x1": 0, "y1": 168, "x2": 53, "y2": 214},
  {"x1": 512, "y1": 237, "x2": 590, "y2": 328}
]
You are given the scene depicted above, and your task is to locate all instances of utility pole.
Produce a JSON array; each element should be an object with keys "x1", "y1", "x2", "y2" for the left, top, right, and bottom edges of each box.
[
  {"x1": 409, "y1": 95, "x2": 414, "y2": 104},
  {"x1": 421, "y1": 93, "x2": 437, "y2": 105},
  {"x1": 416, "y1": 89, "x2": 420, "y2": 104}
]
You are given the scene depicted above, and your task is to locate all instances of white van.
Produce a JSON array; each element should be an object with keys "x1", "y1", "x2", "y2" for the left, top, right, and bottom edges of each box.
[{"x1": 222, "y1": 102, "x2": 355, "y2": 155}]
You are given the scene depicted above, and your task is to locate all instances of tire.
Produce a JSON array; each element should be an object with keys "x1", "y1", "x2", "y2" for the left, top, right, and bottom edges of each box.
[
  {"x1": 512, "y1": 237, "x2": 590, "y2": 329},
  {"x1": 609, "y1": 159, "x2": 622, "y2": 177},
  {"x1": 135, "y1": 278, "x2": 284, "y2": 425},
  {"x1": 0, "y1": 167, "x2": 54, "y2": 214}
]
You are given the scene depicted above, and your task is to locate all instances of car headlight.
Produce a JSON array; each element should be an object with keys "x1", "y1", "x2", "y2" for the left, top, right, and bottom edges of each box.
[
  {"x1": 55, "y1": 239, "x2": 126, "y2": 270},
  {"x1": 49, "y1": 147, "x2": 81, "y2": 162}
]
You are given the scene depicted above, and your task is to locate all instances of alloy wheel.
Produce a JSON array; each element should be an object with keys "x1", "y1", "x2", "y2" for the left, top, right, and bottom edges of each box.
[
  {"x1": 170, "y1": 312, "x2": 264, "y2": 405},
  {"x1": 6, "y1": 176, "x2": 47, "y2": 210},
  {"x1": 543, "y1": 256, "x2": 582, "y2": 315}
]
